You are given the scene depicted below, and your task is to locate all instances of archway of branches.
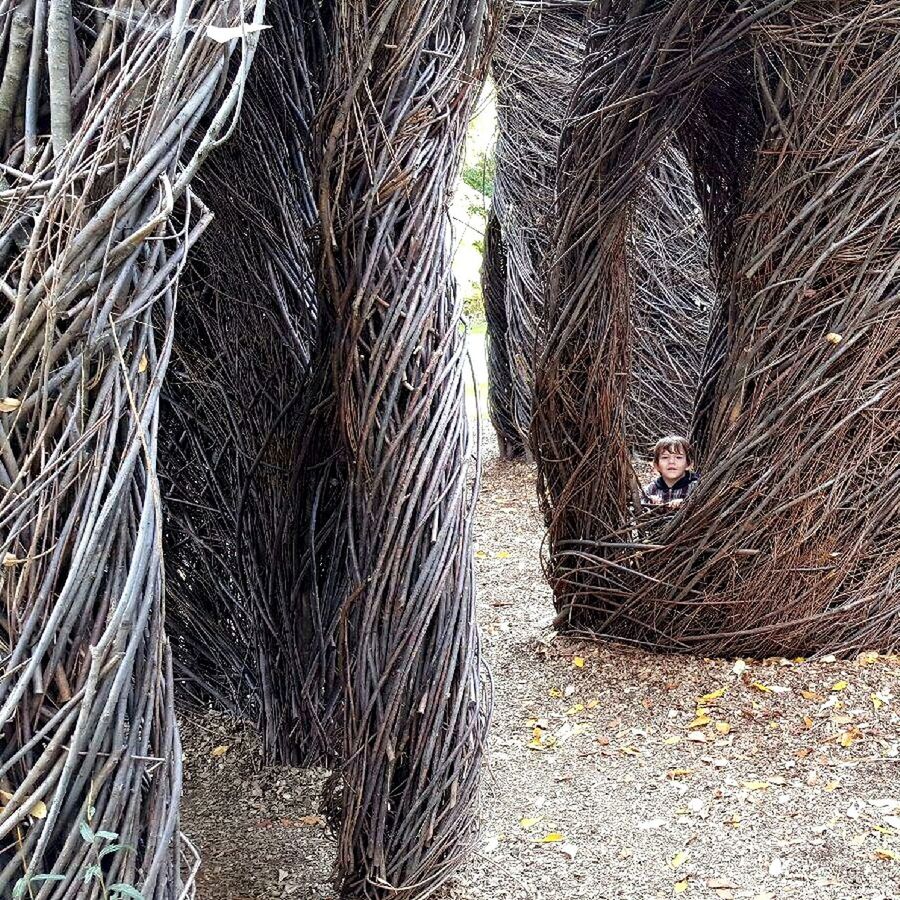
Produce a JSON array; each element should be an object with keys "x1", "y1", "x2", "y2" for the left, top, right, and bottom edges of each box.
[{"x1": 533, "y1": 2, "x2": 900, "y2": 659}]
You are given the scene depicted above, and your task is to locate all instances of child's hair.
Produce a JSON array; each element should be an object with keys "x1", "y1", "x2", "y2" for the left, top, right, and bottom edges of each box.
[{"x1": 652, "y1": 434, "x2": 695, "y2": 467}]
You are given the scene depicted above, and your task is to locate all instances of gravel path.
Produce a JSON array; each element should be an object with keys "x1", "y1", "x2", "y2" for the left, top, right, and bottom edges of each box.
[{"x1": 182, "y1": 440, "x2": 900, "y2": 900}]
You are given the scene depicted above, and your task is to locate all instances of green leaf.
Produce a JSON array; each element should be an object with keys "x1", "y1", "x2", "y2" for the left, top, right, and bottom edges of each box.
[
  {"x1": 84, "y1": 865, "x2": 102, "y2": 882},
  {"x1": 109, "y1": 884, "x2": 146, "y2": 900},
  {"x1": 99, "y1": 843, "x2": 135, "y2": 859},
  {"x1": 95, "y1": 830, "x2": 119, "y2": 842},
  {"x1": 12, "y1": 878, "x2": 27, "y2": 899},
  {"x1": 79, "y1": 820, "x2": 96, "y2": 843}
]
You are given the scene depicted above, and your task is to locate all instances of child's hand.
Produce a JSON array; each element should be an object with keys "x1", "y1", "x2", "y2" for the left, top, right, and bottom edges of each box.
[{"x1": 669, "y1": 498, "x2": 684, "y2": 508}]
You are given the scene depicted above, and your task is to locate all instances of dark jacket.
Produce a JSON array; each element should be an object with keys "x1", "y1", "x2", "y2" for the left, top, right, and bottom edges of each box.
[{"x1": 642, "y1": 472, "x2": 699, "y2": 506}]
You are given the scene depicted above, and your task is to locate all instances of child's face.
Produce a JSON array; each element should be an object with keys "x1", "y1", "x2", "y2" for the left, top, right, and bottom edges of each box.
[{"x1": 656, "y1": 447, "x2": 689, "y2": 484}]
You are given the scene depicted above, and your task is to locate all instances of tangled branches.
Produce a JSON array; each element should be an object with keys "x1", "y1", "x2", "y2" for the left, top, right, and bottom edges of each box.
[
  {"x1": 0, "y1": 0, "x2": 263, "y2": 893},
  {"x1": 535, "y1": 1, "x2": 900, "y2": 658},
  {"x1": 486, "y1": 0, "x2": 711, "y2": 457},
  {"x1": 161, "y1": 0, "x2": 343, "y2": 767},
  {"x1": 316, "y1": 1, "x2": 492, "y2": 894}
]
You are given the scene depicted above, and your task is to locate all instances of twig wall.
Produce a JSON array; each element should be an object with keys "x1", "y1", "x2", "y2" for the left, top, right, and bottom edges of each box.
[{"x1": 535, "y1": 1, "x2": 900, "y2": 658}]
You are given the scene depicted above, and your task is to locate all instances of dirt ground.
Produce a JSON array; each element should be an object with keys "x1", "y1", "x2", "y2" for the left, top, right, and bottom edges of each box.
[{"x1": 181, "y1": 439, "x2": 900, "y2": 900}]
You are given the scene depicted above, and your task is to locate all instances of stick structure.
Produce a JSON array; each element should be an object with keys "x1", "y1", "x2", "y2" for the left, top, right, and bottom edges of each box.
[
  {"x1": 535, "y1": 1, "x2": 900, "y2": 658},
  {"x1": 316, "y1": 1, "x2": 492, "y2": 895},
  {"x1": 0, "y1": 0, "x2": 263, "y2": 894},
  {"x1": 486, "y1": 0, "x2": 711, "y2": 457}
]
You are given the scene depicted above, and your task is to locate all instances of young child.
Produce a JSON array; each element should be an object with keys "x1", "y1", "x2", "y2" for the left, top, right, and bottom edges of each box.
[{"x1": 643, "y1": 435, "x2": 699, "y2": 508}]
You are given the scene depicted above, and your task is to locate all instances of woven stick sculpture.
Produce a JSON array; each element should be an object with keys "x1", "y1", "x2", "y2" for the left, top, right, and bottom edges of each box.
[
  {"x1": 486, "y1": 0, "x2": 711, "y2": 457},
  {"x1": 316, "y1": 1, "x2": 492, "y2": 894},
  {"x1": 486, "y1": 0, "x2": 591, "y2": 457},
  {"x1": 161, "y1": 0, "x2": 344, "y2": 767},
  {"x1": 0, "y1": 0, "x2": 264, "y2": 893},
  {"x1": 535, "y1": 1, "x2": 900, "y2": 658}
]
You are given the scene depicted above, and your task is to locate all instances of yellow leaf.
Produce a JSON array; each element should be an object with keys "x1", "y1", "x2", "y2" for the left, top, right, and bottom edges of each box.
[
  {"x1": 29, "y1": 800, "x2": 47, "y2": 819},
  {"x1": 0, "y1": 397, "x2": 21, "y2": 413},
  {"x1": 824, "y1": 780, "x2": 840, "y2": 792},
  {"x1": 495, "y1": 550, "x2": 511, "y2": 559},
  {"x1": 674, "y1": 878, "x2": 689, "y2": 894},
  {"x1": 210, "y1": 745, "x2": 229, "y2": 757},
  {"x1": 825, "y1": 332, "x2": 843, "y2": 345},
  {"x1": 541, "y1": 832, "x2": 564, "y2": 843},
  {"x1": 138, "y1": 353, "x2": 148, "y2": 374},
  {"x1": 801, "y1": 690, "x2": 823, "y2": 701},
  {"x1": 700, "y1": 688, "x2": 726, "y2": 702},
  {"x1": 831, "y1": 680, "x2": 849, "y2": 692},
  {"x1": 519, "y1": 818, "x2": 540, "y2": 829},
  {"x1": 549, "y1": 688, "x2": 562, "y2": 698},
  {"x1": 667, "y1": 768, "x2": 692, "y2": 780},
  {"x1": 715, "y1": 721, "x2": 731, "y2": 735},
  {"x1": 572, "y1": 657, "x2": 585, "y2": 669},
  {"x1": 872, "y1": 694, "x2": 885, "y2": 710},
  {"x1": 873, "y1": 825, "x2": 896, "y2": 836},
  {"x1": 585, "y1": 699, "x2": 600, "y2": 709},
  {"x1": 803, "y1": 716, "x2": 814, "y2": 729},
  {"x1": 620, "y1": 746, "x2": 640, "y2": 756},
  {"x1": 750, "y1": 681, "x2": 772, "y2": 693},
  {"x1": 663, "y1": 736, "x2": 681, "y2": 746},
  {"x1": 689, "y1": 714, "x2": 711, "y2": 728},
  {"x1": 742, "y1": 781, "x2": 770, "y2": 791},
  {"x1": 475, "y1": 550, "x2": 487, "y2": 559},
  {"x1": 874, "y1": 848, "x2": 898, "y2": 862},
  {"x1": 839, "y1": 727, "x2": 862, "y2": 748},
  {"x1": 670, "y1": 850, "x2": 689, "y2": 869},
  {"x1": 566, "y1": 704, "x2": 584, "y2": 715}
]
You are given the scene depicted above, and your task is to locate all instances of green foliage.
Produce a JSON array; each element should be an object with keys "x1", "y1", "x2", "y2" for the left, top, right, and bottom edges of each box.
[
  {"x1": 462, "y1": 150, "x2": 496, "y2": 201},
  {"x1": 463, "y1": 282, "x2": 485, "y2": 324},
  {"x1": 14, "y1": 812, "x2": 143, "y2": 900}
]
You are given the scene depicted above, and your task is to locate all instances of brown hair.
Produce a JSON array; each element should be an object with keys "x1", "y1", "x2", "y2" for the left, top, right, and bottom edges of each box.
[{"x1": 652, "y1": 434, "x2": 695, "y2": 467}]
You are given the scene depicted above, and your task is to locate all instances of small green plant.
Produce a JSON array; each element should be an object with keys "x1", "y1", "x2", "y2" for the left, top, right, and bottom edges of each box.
[
  {"x1": 462, "y1": 150, "x2": 496, "y2": 202},
  {"x1": 14, "y1": 811, "x2": 144, "y2": 900},
  {"x1": 463, "y1": 283, "x2": 485, "y2": 324}
]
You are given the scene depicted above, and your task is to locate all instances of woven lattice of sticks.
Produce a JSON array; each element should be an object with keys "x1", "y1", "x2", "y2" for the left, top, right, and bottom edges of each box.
[
  {"x1": 0, "y1": 0, "x2": 266, "y2": 894},
  {"x1": 535, "y1": 1, "x2": 900, "y2": 659},
  {"x1": 485, "y1": 0, "x2": 712, "y2": 459},
  {"x1": 315, "y1": 0, "x2": 493, "y2": 896}
]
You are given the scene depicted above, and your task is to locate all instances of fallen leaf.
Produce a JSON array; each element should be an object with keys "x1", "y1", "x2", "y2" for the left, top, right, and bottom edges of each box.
[
  {"x1": 663, "y1": 736, "x2": 681, "y2": 746},
  {"x1": 573, "y1": 657, "x2": 585, "y2": 669},
  {"x1": 670, "y1": 850, "x2": 689, "y2": 869},
  {"x1": 138, "y1": 353, "x2": 148, "y2": 374},
  {"x1": 0, "y1": 397, "x2": 21, "y2": 413},
  {"x1": 803, "y1": 716, "x2": 814, "y2": 729},
  {"x1": 700, "y1": 688, "x2": 727, "y2": 702},
  {"x1": 519, "y1": 818, "x2": 540, "y2": 829},
  {"x1": 475, "y1": 550, "x2": 487, "y2": 559},
  {"x1": 689, "y1": 714, "x2": 711, "y2": 728},
  {"x1": 495, "y1": 550, "x2": 511, "y2": 559},
  {"x1": 674, "y1": 878, "x2": 689, "y2": 894},
  {"x1": 801, "y1": 690, "x2": 823, "y2": 701},
  {"x1": 742, "y1": 781, "x2": 770, "y2": 791},
  {"x1": 667, "y1": 769, "x2": 693, "y2": 780},
  {"x1": 707, "y1": 880, "x2": 736, "y2": 890},
  {"x1": 750, "y1": 681, "x2": 772, "y2": 693},
  {"x1": 824, "y1": 780, "x2": 840, "y2": 792},
  {"x1": 874, "y1": 848, "x2": 898, "y2": 862},
  {"x1": 715, "y1": 721, "x2": 731, "y2": 735},
  {"x1": 210, "y1": 745, "x2": 229, "y2": 757},
  {"x1": 872, "y1": 693, "x2": 886, "y2": 710},
  {"x1": 585, "y1": 698, "x2": 600, "y2": 709},
  {"x1": 831, "y1": 680, "x2": 849, "y2": 692},
  {"x1": 206, "y1": 22, "x2": 271, "y2": 43},
  {"x1": 298, "y1": 815, "x2": 324, "y2": 827},
  {"x1": 3, "y1": 552, "x2": 19, "y2": 567},
  {"x1": 839, "y1": 726, "x2": 862, "y2": 748},
  {"x1": 540, "y1": 832, "x2": 564, "y2": 843},
  {"x1": 825, "y1": 332, "x2": 842, "y2": 345}
]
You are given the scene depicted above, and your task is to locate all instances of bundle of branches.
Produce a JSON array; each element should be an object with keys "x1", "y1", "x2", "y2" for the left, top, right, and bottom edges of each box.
[
  {"x1": 160, "y1": 0, "x2": 345, "y2": 767},
  {"x1": 0, "y1": 0, "x2": 264, "y2": 894},
  {"x1": 486, "y1": 0, "x2": 591, "y2": 458},
  {"x1": 535, "y1": 1, "x2": 900, "y2": 658},
  {"x1": 486, "y1": 0, "x2": 712, "y2": 458},
  {"x1": 316, "y1": 0, "x2": 493, "y2": 894}
]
